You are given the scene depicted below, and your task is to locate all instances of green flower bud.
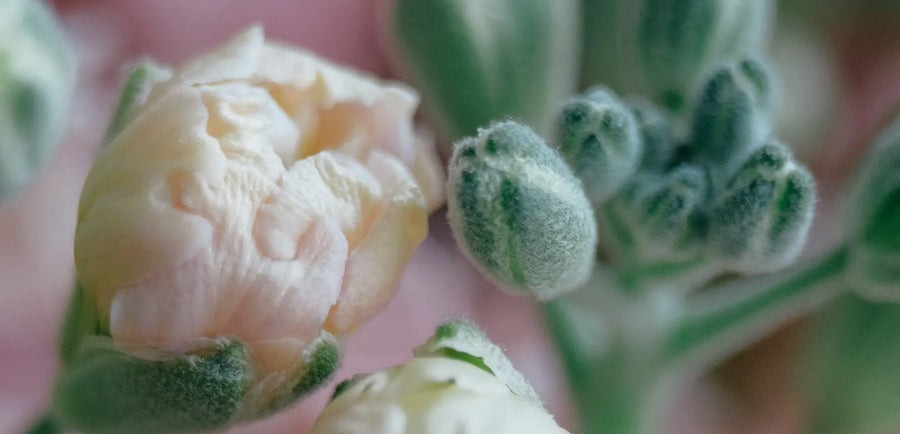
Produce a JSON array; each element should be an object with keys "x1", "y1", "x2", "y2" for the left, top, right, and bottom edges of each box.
[
  {"x1": 635, "y1": 0, "x2": 772, "y2": 110},
  {"x1": 0, "y1": 0, "x2": 74, "y2": 202},
  {"x1": 311, "y1": 320, "x2": 569, "y2": 434},
  {"x1": 389, "y1": 0, "x2": 580, "y2": 142},
  {"x1": 447, "y1": 121, "x2": 597, "y2": 299},
  {"x1": 708, "y1": 142, "x2": 815, "y2": 273},
  {"x1": 689, "y1": 58, "x2": 775, "y2": 176},
  {"x1": 629, "y1": 99, "x2": 675, "y2": 171},
  {"x1": 558, "y1": 87, "x2": 642, "y2": 203},
  {"x1": 846, "y1": 115, "x2": 900, "y2": 301},
  {"x1": 618, "y1": 165, "x2": 709, "y2": 260}
]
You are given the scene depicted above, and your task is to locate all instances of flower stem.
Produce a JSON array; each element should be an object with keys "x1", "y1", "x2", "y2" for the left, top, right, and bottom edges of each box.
[{"x1": 660, "y1": 247, "x2": 849, "y2": 374}]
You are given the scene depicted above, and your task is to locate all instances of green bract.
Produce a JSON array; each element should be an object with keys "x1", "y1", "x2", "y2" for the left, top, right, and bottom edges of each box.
[
  {"x1": 0, "y1": 0, "x2": 74, "y2": 202},
  {"x1": 581, "y1": 0, "x2": 772, "y2": 113},
  {"x1": 558, "y1": 87, "x2": 642, "y2": 203},
  {"x1": 389, "y1": 0, "x2": 580, "y2": 142},
  {"x1": 846, "y1": 114, "x2": 900, "y2": 301},
  {"x1": 447, "y1": 121, "x2": 597, "y2": 299}
]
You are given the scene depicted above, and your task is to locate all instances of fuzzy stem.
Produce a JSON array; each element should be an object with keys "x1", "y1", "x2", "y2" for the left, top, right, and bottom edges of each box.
[{"x1": 660, "y1": 247, "x2": 849, "y2": 373}]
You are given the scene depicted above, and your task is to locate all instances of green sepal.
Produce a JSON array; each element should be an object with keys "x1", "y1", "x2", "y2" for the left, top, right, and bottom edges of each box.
[
  {"x1": 262, "y1": 332, "x2": 340, "y2": 414},
  {"x1": 54, "y1": 339, "x2": 253, "y2": 434},
  {"x1": 708, "y1": 141, "x2": 815, "y2": 273},
  {"x1": 447, "y1": 121, "x2": 597, "y2": 298},
  {"x1": 688, "y1": 58, "x2": 775, "y2": 177},
  {"x1": 558, "y1": 87, "x2": 642, "y2": 203},
  {"x1": 413, "y1": 319, "x2": 543, "y2": 407},
  {"x1": 629, "y1": 99, "x2": 675, "y2": 171},
  {"x1": 389, "y1": 0, "x2": 579, "y2": 141},
  {"x1": 58, "y1": 284, "x2": 101, "y2": 366},
  {"x1": 104, "y1": 59, "x2": 172, "y2": 144}
]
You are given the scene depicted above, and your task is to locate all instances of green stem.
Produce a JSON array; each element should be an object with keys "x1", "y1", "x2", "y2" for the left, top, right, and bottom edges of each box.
[
  {"x1": 25, "y1": 412, "x2": 63, "y2": 434},
  {"x1": 543, "y1": 292, "x2": 660, "y2": 434},
  {"x1": 660, "y1": 247, "x2": 849, "y2": 373}
]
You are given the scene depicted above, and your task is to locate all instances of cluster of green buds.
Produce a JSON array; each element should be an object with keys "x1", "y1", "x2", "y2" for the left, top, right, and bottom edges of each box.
[
  {"x1": 310, "y1": 320, "x2": 569, "y2": 433},
  {"x1": 588, "y1": 58, "x2": 815, "y2": 285},
  {"x1": 0, "y1": 0, "x2": 74, "y2": 202},
  {"x1": 446, "y1": 57, "x2": 815, "y2": 296},
  {"x1": 48, "y1": 27, "x2": 443, "y2": 434}
]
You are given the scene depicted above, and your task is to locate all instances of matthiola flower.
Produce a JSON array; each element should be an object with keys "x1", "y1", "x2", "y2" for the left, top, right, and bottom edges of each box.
[
  {"x1": 54, "y1": 26, "x2": 441, "y2": 433},
  {"x1": 310, "y1": 320, "x2": 569, "y2": 434}
]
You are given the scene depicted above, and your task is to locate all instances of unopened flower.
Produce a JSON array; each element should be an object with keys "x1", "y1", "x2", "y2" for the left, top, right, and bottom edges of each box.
[
  {"x1": 55, "y1": 26, "x2": 439, "y2": 433},
  {"x1": 0, "y1": 0, "x2": 74, "y2": 202},
  {"x1": 446, "y1": 121, "x2": 597, "y2": 299},
  {"x1": 310, "y1": 320, "x2": 569, "y2": 434}
]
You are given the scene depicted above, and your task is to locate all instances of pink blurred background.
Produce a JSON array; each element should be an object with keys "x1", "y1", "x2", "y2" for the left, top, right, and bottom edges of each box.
[{"x1": 1, "y1": 1, "x2": 899, "y2": 433}]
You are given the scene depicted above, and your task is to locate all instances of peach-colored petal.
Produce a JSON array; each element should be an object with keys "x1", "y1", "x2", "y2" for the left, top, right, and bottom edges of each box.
[{"x1": 325, "y1": 152, "x2": 427, "y2": 333}]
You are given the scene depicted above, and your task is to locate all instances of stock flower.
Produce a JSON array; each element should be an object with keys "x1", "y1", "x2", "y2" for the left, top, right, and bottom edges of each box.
[
  {"x1": 310, "y1": 320, "x2": 569, "y2": 434},
  {"x1": 0, "y1": 0, "x2": 74, "y2": 202},
  {"x1": 55, "y1": 26, "x2": 439, "y2": 433}
]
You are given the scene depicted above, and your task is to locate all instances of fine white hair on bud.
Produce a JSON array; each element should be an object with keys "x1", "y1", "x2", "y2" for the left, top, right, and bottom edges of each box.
[
  {"x1": 310, "y1": 320, "x2": 570, "y2": 434},
  {"x1": 708, "y1": 141, "x2": 815, "y2": 273},
  {"x1": 558, "y1": 87, "x2": 643, "y2": 204},
  {"x1": 846, "y1": 114, "x2": 900, "y2": 301},
  {"x1": 446, "y1": 120, "x2": 597, "y2": 299},
  {"x1": 689, "y1": 58, "x2": 776, "y2": 179},
  {"x1": 0, "y1": 0, "x2": 74, "y2": 202}
]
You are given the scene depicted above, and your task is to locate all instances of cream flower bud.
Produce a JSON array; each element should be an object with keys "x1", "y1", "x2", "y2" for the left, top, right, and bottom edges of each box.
[
  {"x1": 60, "y1": 27, "x2": 437, "y2": 432},
  {"x1": 310, "y1": 320, "x2": 569, "y2": 434}
]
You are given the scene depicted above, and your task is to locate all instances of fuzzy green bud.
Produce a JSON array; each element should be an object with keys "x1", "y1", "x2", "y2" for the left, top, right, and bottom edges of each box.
[
  {"x1": 624, "y1": 165, "x2": 708, "y2": 260},
  {"x1": 629, "y1": 99, "x2": 675, "y2": 171},
  {"x1": 846, "y1": 115, "x2": 900, "y2": 301},
  {"x1": 0, "y1": 0, "x2": 74, "y2": 202},
  {"x1": 558, "y1": 87, "x2": 642, "y2": 203},
  {"x1": 447, "y1": 121, "x2": 597, "y2": 299},
  {"x1": 389, "y1": 0, "x2": 580, "y2": 142},
  {"x1": 708, "y1": 142, "x2": 815, "y2": 273},
  {"x1": 689, "y1": 58, "x2": 775, "y2": 177},
  {"x1": 635, "y1": 0, "x2": 772, "y2": 110}
]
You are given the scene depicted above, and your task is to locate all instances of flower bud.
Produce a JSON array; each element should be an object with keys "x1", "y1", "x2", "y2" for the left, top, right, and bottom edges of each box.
[
  {"x1": 846, "y1": 115, "x2": 900, "y2": 301},
  {"x1": 388, "y1": 0, "x2": 580, "y2": 141},
  {"x1": 629, "y1": 99, "x2": 675, "y2": 171},
  {"x1": 689, "y1": 58, "x2": 775, "y2": 176},
  {"x1": 447, "y1": 121, "x2": 597, "y2": 299},
  {"x1": 708, "y1": 141, "x2": 815, "y2": 273},
  {"x1": 635, "y1": 0, "x2": 772, "y2": 110},
  {"x1": 310, "y1": 320, "x2": 569, "y2": 434},
  {"x1": 0, "y1": 0, "x2": 74, "y2": 202},
  {"x1": 611, "y1": 165, "x2": 708, "y2": 260},
  {"x1": 558, "y1": 87, "x2": 642, "y2": 203},
  {"x1": 58, "y1": 27, "x2": 437, "y2": 432}
]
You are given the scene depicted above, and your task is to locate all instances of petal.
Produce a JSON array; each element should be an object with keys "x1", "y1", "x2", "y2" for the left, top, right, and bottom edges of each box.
[{"x1": 324, "y1": 152, "x2": 426, "y2": 333}]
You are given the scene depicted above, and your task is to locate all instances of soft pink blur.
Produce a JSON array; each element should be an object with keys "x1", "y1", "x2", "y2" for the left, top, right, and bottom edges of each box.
[{"x1": 2, "y1": 2, "x2": 900, "y2": 434}]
